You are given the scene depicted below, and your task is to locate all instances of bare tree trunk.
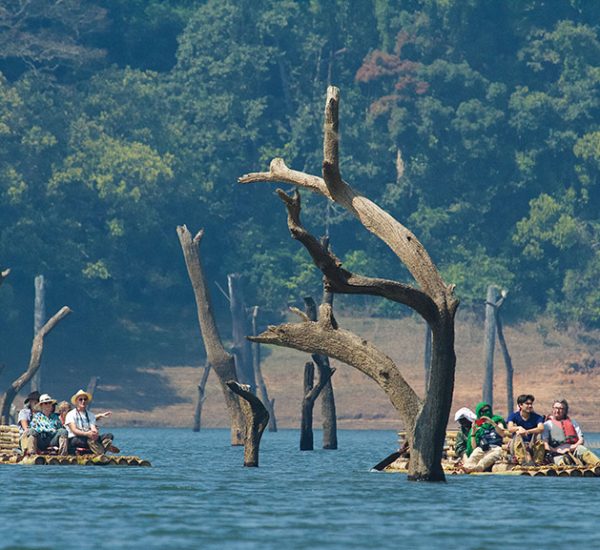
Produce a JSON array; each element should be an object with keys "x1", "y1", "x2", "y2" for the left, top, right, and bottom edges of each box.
[
  {"x1": 494, "y1": 296, "x2": 514, "y2": 414},
  {"x1": 300, "y1": 357, "x2": 335, "y2": 451},
  {"x1": 482, "y1": 285, "x2": 500, "y2": 407},
  {"x1": 193, "y1": 364, "x2": 211, "y2": 432},
  {"x1": 226, "y1": 381, "x2": 269, "y2": 467},
  {"x1": 424, "y1": 321, "x2": 432, "y2": 392},
  {"x1": 177, "y1": 225, "x2": 245, "y2": 445},
  {"x1": 251, "y1": 306, "x2": 277, "y2": 431},
  {"x1": 30, "y1": 275, "x2": 45, "y2": 393},
  {"x1": 0, "y1": 306, "x2": 71, "y2": 425},
  {"x1": 228, "y1": 274, "x2": 255, "y2": 392},
  {"x1": 239, "y1": 86, "x2": 459, "y2": 481},
  {"x1": 86, "y1": 376, "x2": 100, "y2": 397}
]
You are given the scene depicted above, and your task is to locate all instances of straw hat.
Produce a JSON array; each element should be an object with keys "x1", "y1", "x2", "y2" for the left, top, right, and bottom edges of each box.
[
  {"x1": 38, "y1": 393, "x2": 57, "y2": 406},
  {"x1": 70, "y1": 389, "x2": 92, "y2": 405}
]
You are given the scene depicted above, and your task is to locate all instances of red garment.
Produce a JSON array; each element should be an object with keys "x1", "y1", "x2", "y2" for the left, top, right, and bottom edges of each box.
[{"x1": 550, "y1": 416, "x2": 578, "y2": 444}]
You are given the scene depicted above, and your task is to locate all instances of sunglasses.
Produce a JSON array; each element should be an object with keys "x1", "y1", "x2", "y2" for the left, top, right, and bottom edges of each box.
[{"x1": 78, "y1": 397, "x2": 88, "y2": 402}]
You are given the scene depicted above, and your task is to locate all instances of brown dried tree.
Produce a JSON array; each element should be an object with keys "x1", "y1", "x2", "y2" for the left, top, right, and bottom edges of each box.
[
  {"x1": 177, "y1": 225, "x2": 245, "y2": 445},
  {"x1": 239, "y1": 86, "x2": 459, "y2": 481},
  {"x1": 0, "y1": 305, "x2": 71, "y2": 425}
]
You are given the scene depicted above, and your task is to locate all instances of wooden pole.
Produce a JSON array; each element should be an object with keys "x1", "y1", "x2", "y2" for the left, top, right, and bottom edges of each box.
[
  {"x1": 300, "y1": 361, "x2": 315, "y2": 451},
  {"x1": 494, "y1": 293, "x2": 514, "y2": 414},
  {"x1": 482, "y1": 285, "x2": 500, "y2": 407},
  {"x1": 86, "y1": 376, "x2": 100, "y2": 397},
  {"x1": 251, "y1": 306, "x2": 277, "y2": 431},
  {"x1": 30, "y1": 275, "x2": 45, "y2": 392},
  {"x1": 193, "y1": 363, "x2": 211, "y2": 432}
]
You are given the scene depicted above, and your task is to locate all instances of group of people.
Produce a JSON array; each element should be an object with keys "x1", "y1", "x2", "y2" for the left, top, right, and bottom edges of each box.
[
  {"x1": 453, "y1": 394, "x2": 600, "y2": 472},
  {"x1": 17, "y1": 389, "x2": 118, "y2": 456}
]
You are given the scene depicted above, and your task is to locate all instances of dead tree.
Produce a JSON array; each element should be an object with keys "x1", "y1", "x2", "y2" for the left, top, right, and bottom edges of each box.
[
  {"x1": 86, "y1": 376, "x2": 100, "y2": 397},
  {"x1": 239, "y1": 86, "x2": 459, "y2": 481},
  {"x1": 494, "y1": 291, "x2": 513, "y2": 413},
  {"x1": 0, "y1": 306, "x2": 71, "y2": 424},
  {"x1": 304, "y1": 295, "x2": 337, "y2": 449},
  {"x1": 193, "y1": 363, "x2": 211, "y2": 432},
  {"x1": 30, "y1": 275, "x2": 45, "y2": 393},
  {"x1": 226, "y1": 381, "x2": 269, "y2": 467},
  {"x1": 318, "y1": 237, "x2": 338, "y2": 450},
  {"x1": 228, "y1": 274, "x2": 255, "y2": 391},
  {"x1": 424, "y1": 322, "x2": 432, "y2": 392},
  {"x1": 482, "y1": 285, "x2": 500, "y2": 407},
  {"x1": 177, "y1": 225, "x2": 245, "y2": 445},
  {"x1": 251, "y1": 306, "x2": 277, "y2": 431}
]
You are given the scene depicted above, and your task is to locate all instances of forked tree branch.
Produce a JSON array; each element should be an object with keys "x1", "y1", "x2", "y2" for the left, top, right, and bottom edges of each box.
[
  {"x1": 276, "y1": 189, "x2": 438, "y2": 324},
  {"x1": 250, "y1": 304, "x2": 422, "y2": 432}
]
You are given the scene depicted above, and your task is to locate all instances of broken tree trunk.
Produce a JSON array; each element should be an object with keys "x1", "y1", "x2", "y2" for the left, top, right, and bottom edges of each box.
[
  {"x1": 482, "y1": 285, "x2": 500, "y2": 408},
  {"x1": 193, "y1": 363, "x2": 211, "y2": 432},
  {"x1": 494, "y1": 291, "x2": 514, "y2": 413},
  {"x1": 0, "y1": 306, "x2": 71, "y2": 425},
  {"x1": 228, "y1": 274, "x2": 256, "y2": 392},
  {"x1": 300, "y1": 358, "x2": 335, "y2": 451},
  {"x1": 305, "y1": 291, "x2": 338, "y2": 449},
  {"x1": 226, "y1": 381, "x2": 269, "y2": 467},
  {"x1": 30, "y1": 275, "x2": 45, "y2": 393},
  {"x1": 177, "y1": 225, "x2": 245, "y2": 445},
  {"x1": 86, "y1": 376, "x2": 100, "y2": 397},
  {"x1": 239, "y1": 86, "x2": 459, "y2": 481},
  {"x1": 251, "y1": 306, "x2": 277, "y2": 432}
]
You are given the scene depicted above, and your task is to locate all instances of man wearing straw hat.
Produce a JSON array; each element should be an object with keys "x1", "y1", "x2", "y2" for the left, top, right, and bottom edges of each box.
[
  {"x1": 64, "y1": 389, "x2": 115, "y2": 455},
  {"x1": 30, "y1": 394, "x2": 68, "y2": 455}
]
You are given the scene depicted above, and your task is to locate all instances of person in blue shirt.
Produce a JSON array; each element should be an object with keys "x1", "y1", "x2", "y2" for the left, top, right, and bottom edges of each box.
[{"x1": 506, "y1": 394, "x2": 545, "y2": 465}]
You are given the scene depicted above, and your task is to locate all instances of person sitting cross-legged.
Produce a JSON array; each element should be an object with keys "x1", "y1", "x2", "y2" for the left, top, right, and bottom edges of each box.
[
  {"x1": 64, "y1": 389, "x2": 116, "y2": 455},
  {"x1": 507, "y1": 394, "x2": 545, "y2": 465},
  {"x1": 30, "y1": 394, "x2": 68, "y2": 455},
  {"x1": 543, "y1": 399, "x2": 600, "y2": 467},
  {"x1": 462, "y1": 402, "x2": 508, "y2": 473}
]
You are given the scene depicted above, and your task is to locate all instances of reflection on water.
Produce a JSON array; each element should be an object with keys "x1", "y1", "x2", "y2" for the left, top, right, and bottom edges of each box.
[{"x1": 1, "y1": 428, "x2": 599, "y2": 549}]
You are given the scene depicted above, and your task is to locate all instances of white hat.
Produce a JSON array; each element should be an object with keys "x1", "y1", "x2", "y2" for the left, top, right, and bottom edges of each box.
[
  {"x1": 454, "y1": 407, "x2": 476, "y2": 422},
  {"x1": 38, "y1": 393, "x2": 57, "y2": 405}
]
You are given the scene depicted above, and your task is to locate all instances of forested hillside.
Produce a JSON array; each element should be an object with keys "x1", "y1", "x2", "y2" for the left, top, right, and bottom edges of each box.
[{"x1": 1, "y1": 0, "x2": 599, "y2": 370}]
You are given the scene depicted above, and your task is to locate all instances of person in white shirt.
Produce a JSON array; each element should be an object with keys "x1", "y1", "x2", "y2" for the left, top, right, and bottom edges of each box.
[
  {"x1": 64, "y1": 389, "x2": 117, "y2": 455},
  {"x1": 17, "y1": 391, "x2": 40, "y2": 454}
]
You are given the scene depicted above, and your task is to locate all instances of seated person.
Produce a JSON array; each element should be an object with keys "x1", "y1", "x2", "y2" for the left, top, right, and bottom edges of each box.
[
  {"x1": 543, "y1": 399, "x2": 600, "y2": 467},
  {"x1": 65, "y1": 389, "x2": 116, "y2": 455},
  {"x1": 30, "y1": 394, "x2": 68, "y2": 455},
  {"x1": 57, "y1": 401, "x2": 71, "y2": 426},
  {"x1": 506, "y1": 394, "x2": 545, "y2": 465},
  {"x1": 17, "y1": 391, "x2": 40, "y2": 455},
  {"x1": 462, "y1": 402, "x2": 507, "y2": 473},
  {"x1": 453, "y1": 407, "x2": 476, "y2": 464}
]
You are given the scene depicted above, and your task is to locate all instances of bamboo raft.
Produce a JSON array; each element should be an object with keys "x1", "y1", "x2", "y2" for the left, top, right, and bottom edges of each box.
[
  {"x1": 0, "y1": 425, "x2": 151, "y2": 467},
  {"x1": 383, "y1": 430, "x2": 600, "y2": 477}
]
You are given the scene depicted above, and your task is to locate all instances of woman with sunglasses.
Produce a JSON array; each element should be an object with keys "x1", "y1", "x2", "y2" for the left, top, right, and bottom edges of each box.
[{"x1": 64, "y1": 389, "x2": 116, "y2": 455}]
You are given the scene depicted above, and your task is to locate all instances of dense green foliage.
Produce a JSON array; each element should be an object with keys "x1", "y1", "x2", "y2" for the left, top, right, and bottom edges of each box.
[{"x1": 1, "y1": 0, "x2": 600, "y2": 365}]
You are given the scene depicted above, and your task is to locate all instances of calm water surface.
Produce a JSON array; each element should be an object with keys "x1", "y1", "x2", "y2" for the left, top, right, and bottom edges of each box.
[{"x1": 1, "y1": 428, "x2": 599, "y2": 549}]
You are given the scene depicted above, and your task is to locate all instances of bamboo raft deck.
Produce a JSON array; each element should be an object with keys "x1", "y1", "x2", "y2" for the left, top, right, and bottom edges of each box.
[
  {"x1": 0, "y1": 425, "x2": 151, "y2": 467},
  {"x1": 384, "y1": 430, "x2": 600, "y2": 477}
]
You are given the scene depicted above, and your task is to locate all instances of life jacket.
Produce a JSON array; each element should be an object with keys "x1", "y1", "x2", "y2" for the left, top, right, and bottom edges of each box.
[{"x1": 548, "y1": 416, "x2": 578, "y2": 445}]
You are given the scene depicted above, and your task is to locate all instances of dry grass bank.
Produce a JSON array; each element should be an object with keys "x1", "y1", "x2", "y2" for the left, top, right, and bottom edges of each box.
[{"x1": 99, "y1": 313, "x2": 600, "y2": 433}]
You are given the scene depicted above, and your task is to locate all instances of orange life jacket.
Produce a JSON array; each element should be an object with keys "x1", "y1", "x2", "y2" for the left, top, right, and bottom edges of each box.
[{"x1": 549, "y1": 416, "x2": 578, "y2": 445}]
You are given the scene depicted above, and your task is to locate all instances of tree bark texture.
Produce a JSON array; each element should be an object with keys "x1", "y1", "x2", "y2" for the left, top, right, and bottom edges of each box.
[
  {"x1": 193, "y1": 364, "x2": 211, "y2": 432},
  {"x1": 251, "y1": 306, "x2": 277, "y2": 431},
  {"x1": 424, "y1": 321, "x2": 432, "y2": 392},
  {"x1": 30, "y1": 275, "x2": 45, "y2": 393},
  {"x1": 300, "y1": 357, "x2": 335, "y2": 451},
  {"x1": 228, "y1": 274, "x2": 255, "y2": 391},
  {"x1": 176, "y1": 225, "x2": 245, "y2": 445},
  {"x1": 482, "y1": 285, "x2": 500, "y2": 408},
  {"x1": 240, "y1": 86, "x2": 459, "y2": 481},
  {"x1": 226, "y1": 381, "x2": 269, "y2": 467},
  {"x1": 0, "y1": 306, "x2": 71, "y2": 425}
]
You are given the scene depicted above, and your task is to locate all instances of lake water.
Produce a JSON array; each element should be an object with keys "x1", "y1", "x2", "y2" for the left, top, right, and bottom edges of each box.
[{"x1": 1, "y1": 428, "x2": 599, "y2": 549}]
